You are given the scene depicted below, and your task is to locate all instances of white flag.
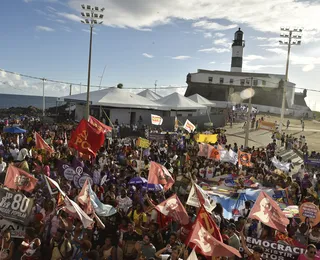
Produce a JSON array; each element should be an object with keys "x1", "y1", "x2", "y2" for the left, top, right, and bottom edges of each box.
[
  {"x1": 183, "y1": 119, "x2": 196, "y2": 133},
  {"x1": 151, "y1": 114, "x2": 163, "y2": 125},
  {"x1": 186, "y1": 183, "x2": 216, "y2": 213},
  {"x1": 220, "y1": 149, "x2": 238, "y2": 165},
  {"x1": 187, "y1": 248, "x2": 198, "y2": 260},
  {"x1": 271, "y1": 156, "x2": 290, "y2": 172}
]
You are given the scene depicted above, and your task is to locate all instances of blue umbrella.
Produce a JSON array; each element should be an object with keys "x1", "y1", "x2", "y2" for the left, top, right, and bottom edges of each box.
[
  {"x1": 142, "y1": 183, "x2": 163, "y2": 192},
  {"x1": 128, "y1": 176, "x2": 148, "y2": 185},
  {"x1": 3, "y1": 127, "x2": 26, "y2": 134}
]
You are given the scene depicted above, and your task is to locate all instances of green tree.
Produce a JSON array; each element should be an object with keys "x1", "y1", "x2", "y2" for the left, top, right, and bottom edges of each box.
[{"x1": 117, "y1": 83, "x2": 123, "y2": 89}]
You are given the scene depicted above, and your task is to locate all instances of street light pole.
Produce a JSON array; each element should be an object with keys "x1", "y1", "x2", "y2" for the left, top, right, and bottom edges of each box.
[
  {"x1": 86, "y1": 24, "x2": 93, "y2": 120},
  {"x1": 244, "y1": 77, "x2": 253, "y2": 148},
  {"x1": 279, "y1": 27, "x2": 302, "y2": 133},
  {"x1": 81, "y1": 4, "x2": 104, "y2": 120},
  {"x1": 42, "y1": 78, "x2": 46, "y2": 117}
]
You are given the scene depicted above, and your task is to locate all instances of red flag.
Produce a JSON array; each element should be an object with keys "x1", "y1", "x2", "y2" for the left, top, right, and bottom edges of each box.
[
  {"x1": 187, "y1": 220, "x2": 241, "y2": 258},
  {"x1": 78, "y1": 179, "x2": 93, "y2": 215},
  {"x1": 4, "y1": 165, "x2": 37, "y2": 192},
  {"x1": 34, "y1": 132, "x2": 54, "y2": 154},
  {"x1": 195, "y1": 206, "x2": 222, "y2": 242},
  {"x1": 155, "y1": 194, "x2": 189, "y2": 225},
  {"x1": 148, "y1": 161, "x2": 174, "y2": 191},
  {"x1": 248, "y1": 191, "x2": 289, "y2": 233},
  {"x1": 88, "y1": 116, "x2": 112, "y2": 133},
  {"x1": 68, "y1": 119, "x2": 105, "y2": 157}
]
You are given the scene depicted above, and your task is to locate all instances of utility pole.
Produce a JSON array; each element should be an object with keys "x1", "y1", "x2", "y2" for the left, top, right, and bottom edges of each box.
[
  {"x1": 81, "y1": 4, "x2": 104, "y2": 119},
  {"x1": 244, "y1": 77, "x2": 253, "y2": 148},
  {"x1": 99, "y1": 65, "x2": 106, "y2": 90},
  {"x1": 154, "y1": 80, "x2": 157, "y2": 93},
  {"x1": 42, "y1": 78, "x2": 46, "y2": 117},
  {"x1": 69, "y1": 84, "x2": 72, "y2": 115},
  {"x1": 279, "y1": 27, "x2": 302, "y2": 133}
]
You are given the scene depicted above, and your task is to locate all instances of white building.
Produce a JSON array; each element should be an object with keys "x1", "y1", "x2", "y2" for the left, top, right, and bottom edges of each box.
[{"x1": 185, "y1": 28, "x2": 311, "y2": 117}]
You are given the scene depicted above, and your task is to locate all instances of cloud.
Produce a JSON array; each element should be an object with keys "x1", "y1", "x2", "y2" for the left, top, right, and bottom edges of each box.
[
  {"x1": 244, "y1": 55, "x2": 266, "y2": 61},
  {"x1": 209, "y1": 61, "x2": 216, "y2": 64},
  {"x1": 192, "y1": 20, "x2": 237, "y2": 31},
  {"x1": 265, "y1": 48, "x2": 287, "y2": 55},
  {"x1": 35, "y1": 26, "x2": 55, "y2": 32},
  {"x1": 142, "y1": 53, "x2": 154, "y2": 58},
  {"x1": 61, "y1": 26, "x2": 72, "y2": 32},
  {"x1": 204, "y1": 32, "x2": 212, "y2": 38},
  {"x1": 302, "y1": 64, "x2": 315, "y2": 72},
  {"x1": 82, "y1": 29, "x2": 97, "y2": 35},
  {"x1": 243, "y1": 63, "x2": 283, "y2": 71},
  {"x1": 213, "y1": 38, "x2": 230, "y2": 48},
  {"x1": 214, "y1": 32, "x2": 225, "y2": 38},
  {"x1": 198, "y1": 47, "x2": 230, "y2": 53},
  {"x1": 136, "y1": 28, "x2": 152, "y2": 32},
  {"x1": 23, "y1": 0, "x2": 32, "y2": 2},
  {"x1": 57, "y1": 12, "x2": 81, "y2": 22},
  {"x1": 171, "y1": 56, "x2": 191, "y2": 60}
]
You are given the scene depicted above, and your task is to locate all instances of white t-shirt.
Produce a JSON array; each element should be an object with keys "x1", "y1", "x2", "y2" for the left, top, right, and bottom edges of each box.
[
  {"x1": 0, "y1": 162, "x2": 7, "y2": 173},
  {"x1": 199, "y1": 168, "x2": 206, "y2": 178},
  {"x1": 9, "y1": 148, "x2": 19, "y2": 160},
  {"x1": 206, "y1": 167, "x2": 214, "y2": 180},
  {"x1": 116, "y1": 196, "x2": 132, "y2": 214}
]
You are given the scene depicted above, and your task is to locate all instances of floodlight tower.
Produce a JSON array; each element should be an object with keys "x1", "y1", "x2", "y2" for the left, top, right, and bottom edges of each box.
[
  {"x1": 279, "y1": 27, "x2": 303, "y2": 133},
  {"x1": 80, "y1": 4, "x2": 105, "y2": 119}
]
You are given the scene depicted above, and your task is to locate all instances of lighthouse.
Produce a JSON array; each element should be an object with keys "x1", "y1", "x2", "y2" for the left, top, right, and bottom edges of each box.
[{"x1": 231, "y1": 28, "x2": 245, "y2": 72}]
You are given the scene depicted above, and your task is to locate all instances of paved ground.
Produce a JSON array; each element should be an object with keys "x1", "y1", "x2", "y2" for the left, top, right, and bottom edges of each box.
[{"x1": 224, "y1": 115, "x2": 320, "y2": 152}]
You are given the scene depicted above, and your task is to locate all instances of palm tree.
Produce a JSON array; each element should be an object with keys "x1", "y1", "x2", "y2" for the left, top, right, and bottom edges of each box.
[{"x1": 117, "y1": 83, "x2": 123, "y2": 89}]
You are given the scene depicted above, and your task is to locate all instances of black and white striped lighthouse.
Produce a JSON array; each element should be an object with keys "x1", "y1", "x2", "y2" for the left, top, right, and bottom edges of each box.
[{"x1": 231, "y1": 28, "x2": 245, "y2": 72}]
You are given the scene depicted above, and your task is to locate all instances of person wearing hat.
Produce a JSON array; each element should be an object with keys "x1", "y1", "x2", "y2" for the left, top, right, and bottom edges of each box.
[{"x1": 227, "y1": 223, "x2": 240, "y2": 260}]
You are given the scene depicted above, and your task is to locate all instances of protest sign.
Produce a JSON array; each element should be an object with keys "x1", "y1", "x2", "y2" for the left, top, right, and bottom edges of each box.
[
  {"x1": 299, "y1": 202, "x2": 320, "y2": 227},
  {"x1": 136, "y1": 137, "x2": 150, "y2": 149},
  {"x1": 304, "y1": 155, "x2": 320, "y2": 167},
  {"x1": 195, "y1": 134, "x2": 218, "y2": 144},
  {"x1": 0, "y1": 188, "x2": 34, "y2": 224},
  {"x1": 259, "y1": 121, "x2": 276, "y2": 131},
  {"x1": 0, "y1": 219, "x2": 25, "y2": 238},
  {"x1": 242, "y1": 236, "x2": 305, "y2": 260}
]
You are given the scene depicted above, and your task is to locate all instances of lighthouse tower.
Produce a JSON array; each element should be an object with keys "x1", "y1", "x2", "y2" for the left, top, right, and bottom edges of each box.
[{"x1": 231, "y1": 28, "x2": 245, "y2": 72}]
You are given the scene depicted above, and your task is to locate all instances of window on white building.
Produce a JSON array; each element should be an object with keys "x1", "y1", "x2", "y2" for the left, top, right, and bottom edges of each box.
[
  {"x1": 262, "y1": 80, "x2": 266, "y2": 86},
  {"x1": 208, "y1": 77, "x2": 213, "y2": 83},
  {"x1": 253, "y1": 79, "x2": 258, "y2": 86},
  {"x1": 240, "y1": 79, "x2": 245, "y2": 86},
  {"x1": 230, "y1": 78, "x2": 234, "y2": 84},
  {"x1": 246, "y1": 79, "x2": 250, "y2": 84},
  {"x1": 220, "y1": 77, "x2": 224, "y2": 84}
]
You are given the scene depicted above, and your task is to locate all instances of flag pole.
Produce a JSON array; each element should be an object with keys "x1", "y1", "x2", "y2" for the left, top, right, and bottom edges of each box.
[
  {"x1": 101, "y1": 108, "x2": 115, "y2": 128},
  {"x1": 139, "y1": 147, "x2": 143, "y2": 175}
]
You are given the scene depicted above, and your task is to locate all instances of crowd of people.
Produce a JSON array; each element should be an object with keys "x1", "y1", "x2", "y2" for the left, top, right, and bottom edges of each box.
[{"x1": 0, "y1": 117, "x2": 319, "y2": 260}]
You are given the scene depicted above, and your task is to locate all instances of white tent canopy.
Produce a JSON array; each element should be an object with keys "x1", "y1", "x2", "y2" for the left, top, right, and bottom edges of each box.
[
  {"x1": 137, "y1": 89, "x2": 162, "y2": 101},
  {"x1": 64, "y1": 87, "x2": 167, "y2": 110},
  {"x1": 188, "y1": 94, "x2": 216, "y2": 107},
  {"x1": 156, "y1": 92, "x2": 206, "y2": 110}
]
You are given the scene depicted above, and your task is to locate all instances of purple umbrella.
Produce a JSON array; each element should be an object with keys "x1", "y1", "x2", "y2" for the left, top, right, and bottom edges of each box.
[
  {"x1": 128, "y1": 177, "x2": 148, "y2": 185},
  {"x1": 142, "y1": 183, "x2": 163, "y2": 192}
]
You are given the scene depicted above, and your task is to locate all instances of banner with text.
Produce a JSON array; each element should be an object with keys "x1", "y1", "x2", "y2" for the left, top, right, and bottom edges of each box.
[
  {"x1": 243, "y1": 237, "x2": 305, "y2": 260},
  {"x1": 0, "y1": 219, "x2": 25, "y2": 238},
  {"x1": 0, "y1": 188, "x2": 34, "y2": 224}
]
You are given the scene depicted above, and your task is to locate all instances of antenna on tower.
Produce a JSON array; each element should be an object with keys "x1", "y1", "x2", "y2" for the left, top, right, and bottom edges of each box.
[{"x1": 154, "y1": 80, "x2": 158, "y2": 93}]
